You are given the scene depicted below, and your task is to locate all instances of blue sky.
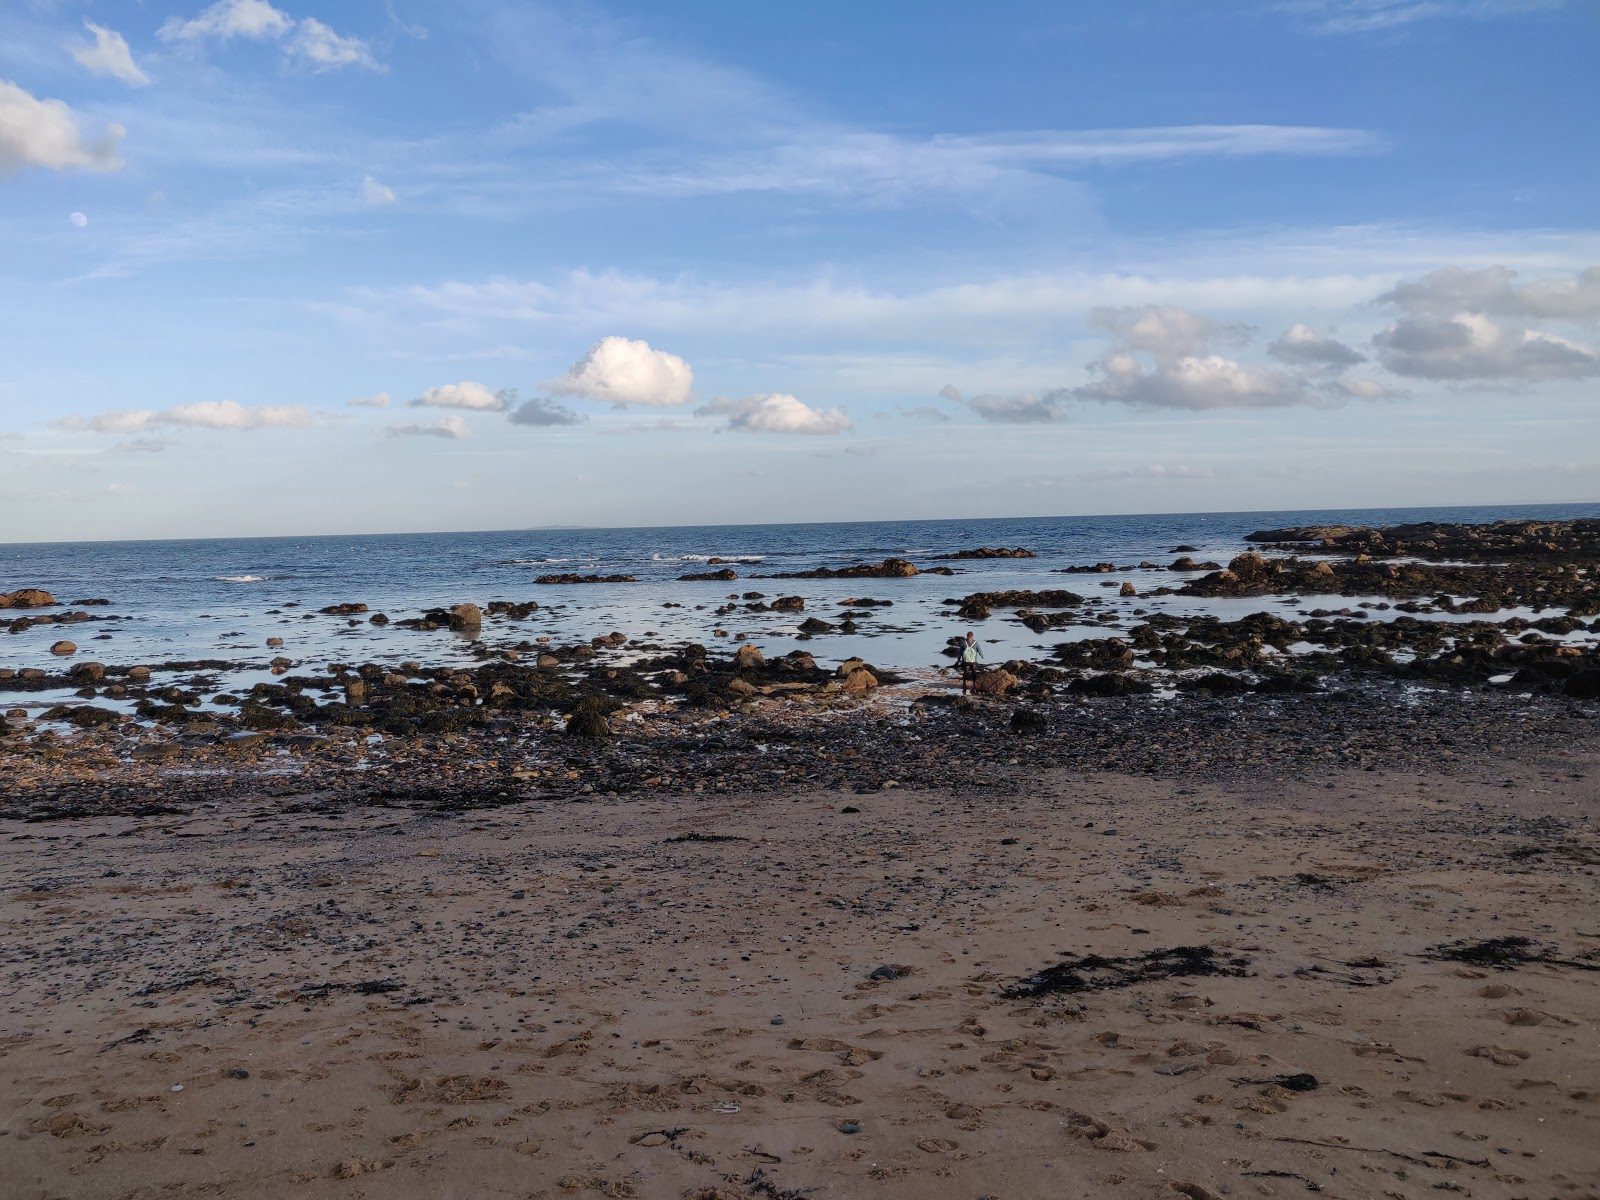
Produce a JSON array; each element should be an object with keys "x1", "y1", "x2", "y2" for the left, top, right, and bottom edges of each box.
[{"x1": 1, "y1": 0, "x2": 1596, "y2": 540}]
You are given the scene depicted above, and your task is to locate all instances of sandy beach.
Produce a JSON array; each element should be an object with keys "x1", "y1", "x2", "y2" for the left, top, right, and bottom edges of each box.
[{"x1": 5, "y1": 729, "x2": 1597, "y2": 1200}]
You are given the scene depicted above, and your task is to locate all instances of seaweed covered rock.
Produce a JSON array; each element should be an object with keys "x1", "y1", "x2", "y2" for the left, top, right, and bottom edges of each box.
[{"x1": 766, "y1": 558, "x2": 920, "y2": 580}]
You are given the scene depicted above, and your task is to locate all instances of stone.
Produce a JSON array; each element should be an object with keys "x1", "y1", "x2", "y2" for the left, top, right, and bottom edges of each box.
[
  {"x1": 266, "y1": 637, "x2": 284, "y2": 647},
  {"x1": 1010, "y1": 708, "x2": 1048, "y2": 734},
  {"x1": 1119, "y1": 582, "x2": 1137, "y2": 597},
  {"x1": 727, "y1": 677, "x2": 758, "y2": 696},
  {"x1": 69, "y1": 661, "x2": 106, "y2": 683},
  {"x1": 734, "y1": 644, "x2": 765, "y2": 670},
  {"x1": 565, "y1": 707, "x2": 611, "y2": 739},
  {"x1": 50, "y1": 640, "x2": 77, "y2": 656},
  {"x1": 770, "y1": 596, "x2": 805, "y2": 612},
  {"x1": 127, "y1": 665, "x2": 151, "y2": 682},
  {"x1": 537, "y1": 653, "x2": 561, "y2": 669},
  {"x1": 450, "y1": 603, "x2": 483, "y2": 629},
  {"x1": 0, "y1": 588, "x2": 56, "y2": 609},
  {"x1": 840, "y1": 668, "x2": 878, "y2": 693},
  {"x1": 972, "y1": 668, "x2": 1018, "y2": 697}
]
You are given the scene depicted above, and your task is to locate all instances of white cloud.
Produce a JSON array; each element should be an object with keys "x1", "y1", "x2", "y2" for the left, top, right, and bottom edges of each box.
[
  {"x1": 160, "y1": 0, "x2": 293, "y2": 42},
  {"x1": 1371, "y1": 265, "x2": 1600, "y2": 381},
  {"x1": 1268, "y1": 322, "x2": 1365, "y2": 367},
  {"x1": 547, "y1": 336, "x2": 693, "y2": 408},
  {"x1": 57, "y1": 401, "x2": 313, "y2": 433},
  {"x1": 1082, "y1": 463, "x2": 1214, "y2": 481},
  {"x1": 360, "y1": 175, "x2": 396, "y2": 205},
  {"x1": 1066, "y1": 305, "x2": 1320, "y2": 411},
  {"x1": 1077, "y1": 351, "x2": 1314, "y2": 410},
  {"x1": 348, "y1": 391, "x2": 391, "y2": 408},
  {"x1": 160, "y1": 2, "x2": 378, "y2": 71},
  {"x1": 621, "y1": 125, "x2": 1382, "y2": 204},
  {"x1": 1285, "y1": 0, "x2": 1563, "y2": 34},
  {"x1": 1372, "y1": 312, "x2": 1598, "y2": 381},
  {"x1": 71, "y1": 22, "x2": 152, "y2": 87},
  {"x1": 291, "y1": 18, "x2": 379, "y2": 71},
  {"x1": 386, "y1": 415, "x2": 469, "y2": 439},
  {"x1": 698, "y1": 393, "x2": 852, "y2": 434},
  {"x1": 901, "y1": 405, "x2": 952, "y2": 422},
  {"x1": 507, "y1": 396, "x2": 581, "y2": 427},
  {"x1": 0, "y1": 81, "x2": 125, "y2": 175},
  {"x1": 410, "y1": 381, "x2": 511, "y2": 411},
  {"x1": 162, "y1": 400, "x2": 312, "y2": 429}
]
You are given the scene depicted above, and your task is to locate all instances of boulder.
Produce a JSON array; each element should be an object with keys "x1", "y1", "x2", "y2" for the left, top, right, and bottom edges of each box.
[
  {"x1": 727, "y1": 677, "x2": 758, "y2": 697},
  {"x1": 972, "y1": 668, "x2": 1017, "y2": 697},
  {"x1": 127, "y1": 665, "x2": 151, "y2": 683},
  {"x1": 770, "y1": 596, "x2": 805, "y2": 612},
  {"x1": 536, "y1": 653, "x2": 561, "y2": 669},
  {"x1": 565, "y1": 707, "x2": 611, "y2": 739},
  {"x1": 50, "y1": 640, "x2": 77, "y2": 656},
  {"x1": 734, "y1": 644, "x2": 765, "y2": 670},
  {"x1": 0, "y1": 589, "x2": 56, "y2": 609},
  {"x1": 1119, "y1": 582, "x2": 1137, "y2": 597},
  {"x1": 69, "y1": 661, "x2": 106, "y2": 683},
  {"x1": 840, "y1": 667, "x2": 878, "y2": 693},
  {"x1": 450, "y1": 603, "x2": 483, "y2": 629},
  {"x1": 266, "y1": 637, "x2": 285, "y2": 647},
  {"x1": 679, "y1": 568, "x2": 738, "y2": 581},
  {"x1": 1010, "y1": 708, "x2": 1048, "y2": 734}
]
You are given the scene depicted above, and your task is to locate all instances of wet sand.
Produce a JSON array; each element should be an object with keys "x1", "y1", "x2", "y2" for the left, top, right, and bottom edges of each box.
[{"x1": 4, "y1": 743, "x2": 1598, "y2": 1199}]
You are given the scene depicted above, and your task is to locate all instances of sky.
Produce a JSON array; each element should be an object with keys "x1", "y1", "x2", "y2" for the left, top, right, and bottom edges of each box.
[{"x1": 1, "y1": 0, "x2": 1597, "y2": 541}]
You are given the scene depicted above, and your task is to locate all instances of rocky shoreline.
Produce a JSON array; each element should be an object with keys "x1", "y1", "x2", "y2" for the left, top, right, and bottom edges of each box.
[{"x1": 3, "y1": 518, "x2": 1598, "y2": 819}]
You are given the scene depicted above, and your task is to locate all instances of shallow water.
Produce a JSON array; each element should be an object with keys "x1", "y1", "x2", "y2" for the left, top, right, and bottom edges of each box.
[{"x1": 3, "y1": 503, "x2": 1596, "y2": 699}]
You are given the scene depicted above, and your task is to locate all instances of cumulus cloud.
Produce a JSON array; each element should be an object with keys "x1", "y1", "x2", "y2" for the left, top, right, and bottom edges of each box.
[
  {"x1": 71, "y1": 22, "x2": 152, "y2": 86},
  {"x1": 1268, "y1": 322, "x2": 1365, "y2": 367},
  {"x1": 698, "y1": 393, "x2": 852, "y2": 434},
  {"x1": 507, "y1": 396, "x2": 581, "y2": 427},
  {"x1": 967, "y1": 393, "x2": 1067, "y2": 423},
  {"x1": 547, "y1": 336, "x2": 693, "y2": 408},
  {"x1": 160, "y1": 0, "x2": 293, "y2": 42},
  {"x1": 348, "y1": 391, "x2": 390, "y2": 407},
  {"x1": 291, "y1": 18, "x2": 379, "y2": 69},
  {"x1": 1372, "y1": 313, "x2": 1598, "y2": 381},
  {"x1": 159, "y1": 1, "x2": 377, "y2": 70},
  {"x1": 1067, "y1": 305, "x2": 1318, "y2": 410},
  {"x1": 1371, "y1": 265, "x2": 1600, "y2": 381},
  {"x1": 57, "y1": 401, "x2": 313, "y2": 434},
  {"x1": 0, "y1": 81, "x2": 125, "y2": 175},
  {"x1": 386, "y1": 415, "x2": 469, "y2": 439},
  {"x1": 360, "y1": 175, "x2": 396, "y2": 205},
  {"x1": 410, "y1": 382, "x2": 511, "y2": 411}
]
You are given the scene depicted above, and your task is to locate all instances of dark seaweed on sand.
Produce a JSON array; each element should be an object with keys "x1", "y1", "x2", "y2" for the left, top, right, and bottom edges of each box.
[
  {"x1": 1423, "y1": 935, "x2": 1600, "y2": 972},
  {"x1": 1003, "y1": 945, "x2": 1251, "y2": 998}
]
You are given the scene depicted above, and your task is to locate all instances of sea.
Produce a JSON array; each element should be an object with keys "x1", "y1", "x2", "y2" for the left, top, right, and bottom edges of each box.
[{"x1": 3, "y1": 503, "x2": 1597, "y2": 716}]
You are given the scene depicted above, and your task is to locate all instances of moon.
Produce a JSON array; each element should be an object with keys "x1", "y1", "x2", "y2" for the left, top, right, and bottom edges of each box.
[{"x1": 69, "y1": 212, "x2": 88, "y2": 228}]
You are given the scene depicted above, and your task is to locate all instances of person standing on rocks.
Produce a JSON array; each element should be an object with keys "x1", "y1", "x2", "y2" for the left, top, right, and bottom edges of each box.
[{"x1": 958, "y1": 631, "x2": 984, "y2": 694}]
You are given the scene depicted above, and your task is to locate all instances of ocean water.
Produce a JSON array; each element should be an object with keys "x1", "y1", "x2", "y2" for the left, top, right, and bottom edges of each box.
[{"x1": 2, "y1": 503, "x2": 1596, "y2": 704}]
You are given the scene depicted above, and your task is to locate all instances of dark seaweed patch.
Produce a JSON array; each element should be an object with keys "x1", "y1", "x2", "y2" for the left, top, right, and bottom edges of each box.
[
  {"x1": 1423, "y1": 936, "x2": 1600, "y2": 972},
  {"x1": 1003, "y1": 945, "x2": 1250, "y2": 998}
]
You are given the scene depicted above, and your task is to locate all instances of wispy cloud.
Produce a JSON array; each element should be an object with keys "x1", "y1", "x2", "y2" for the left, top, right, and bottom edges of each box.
[
  {"x1": 70, "y1": 22, "x2": 152, "y2": 87},
  {"x1": 1283, "y1": 0, "x2": 1564, "y2": 34}
]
